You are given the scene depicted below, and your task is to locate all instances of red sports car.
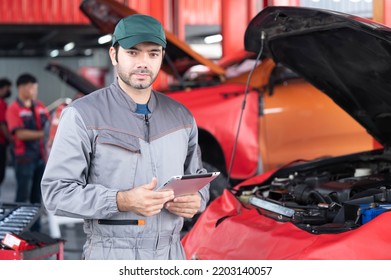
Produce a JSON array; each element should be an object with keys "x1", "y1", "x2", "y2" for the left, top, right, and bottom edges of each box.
[{"x1": 182, "y1": 6, "x2": 391, "y2": 260}]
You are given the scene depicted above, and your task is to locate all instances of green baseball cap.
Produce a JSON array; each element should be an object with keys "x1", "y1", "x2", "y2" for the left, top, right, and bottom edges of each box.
[{"x1": 112, "y1": 14, "x2": 167, "y2": 49}]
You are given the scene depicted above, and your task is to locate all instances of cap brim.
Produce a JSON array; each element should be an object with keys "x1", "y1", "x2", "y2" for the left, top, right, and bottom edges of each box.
[{"x1": 117, "y1": 34, "x2": 166, "y2": 49}]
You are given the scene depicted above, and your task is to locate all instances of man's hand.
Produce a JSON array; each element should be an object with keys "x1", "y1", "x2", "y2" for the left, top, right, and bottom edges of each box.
[
  {"x1": 165, "y1": 193, "x2": 201, "y2": 218},
  {"x1": 117, "y1": 177, "x2": 174, "y2": 216}
]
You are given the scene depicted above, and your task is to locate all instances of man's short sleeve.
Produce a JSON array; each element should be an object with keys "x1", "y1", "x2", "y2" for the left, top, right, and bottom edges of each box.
[{"x1": 6, "y1": 103, "x2": 24, "y2": 134}]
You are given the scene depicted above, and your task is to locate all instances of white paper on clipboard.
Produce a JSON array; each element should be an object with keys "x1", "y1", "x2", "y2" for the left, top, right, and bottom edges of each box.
[{"x1": 156, "y1": 172, "x2": 220, "y2": 197}]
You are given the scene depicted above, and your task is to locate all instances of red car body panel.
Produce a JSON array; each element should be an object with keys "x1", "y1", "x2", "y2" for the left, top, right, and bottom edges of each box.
[
  {"x1": 182, "y1": 187, "x2": 391, "y2": 260},
  {"x1": 168, "y1": 84, "x2": 259, "y2": 178}
]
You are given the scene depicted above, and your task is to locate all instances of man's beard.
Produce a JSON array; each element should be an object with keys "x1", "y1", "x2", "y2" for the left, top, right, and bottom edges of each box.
[{"x1": 118, "y1": 68, "x2": 157, "y2": 90}]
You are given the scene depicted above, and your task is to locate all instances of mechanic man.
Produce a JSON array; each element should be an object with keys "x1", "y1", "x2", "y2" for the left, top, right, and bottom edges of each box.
[{"x1": 41, "y1": 14, "x2": 209, "y2": 260}]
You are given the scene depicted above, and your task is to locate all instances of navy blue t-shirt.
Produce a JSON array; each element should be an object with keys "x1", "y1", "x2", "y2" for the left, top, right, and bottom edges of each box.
[{"x1": 136, "y1": 103, "x2": 150, "y2": 115}]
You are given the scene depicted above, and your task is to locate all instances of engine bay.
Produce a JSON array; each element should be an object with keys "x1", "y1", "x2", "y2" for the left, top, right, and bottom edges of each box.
[{"x1": 237, "y1": 152, "x2": 391, "y2": 233}]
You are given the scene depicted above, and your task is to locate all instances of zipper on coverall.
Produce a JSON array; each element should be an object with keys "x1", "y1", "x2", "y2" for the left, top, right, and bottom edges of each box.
[
  {"x1": 144, "y1": 113, "x2": 161, "y2": 252},
  {"x1": 144, "y1": 115, "x2": 150, "y2": 143}
]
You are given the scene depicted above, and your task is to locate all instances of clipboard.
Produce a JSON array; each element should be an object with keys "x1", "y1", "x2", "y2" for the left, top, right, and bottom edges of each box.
[{"x1": 157, "y1": 172, "x2": 220, "y2": 197}]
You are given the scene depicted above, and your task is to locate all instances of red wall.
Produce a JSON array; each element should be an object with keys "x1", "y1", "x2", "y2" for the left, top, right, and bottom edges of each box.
[
  {"x1": 0, "y1": 0, "x2": 390, "y2": 27},
  {"x1": 176, "y1": 0, "x2": 221, "y2": 40},
  {"x1": 0, "y1": 0, "x2": 90, "y2": 23}
]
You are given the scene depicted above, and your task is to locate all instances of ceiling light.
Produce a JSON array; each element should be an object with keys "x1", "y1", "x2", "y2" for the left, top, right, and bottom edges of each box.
[
  {"x1": 204, "y1": 34, "x2": 222, "y2": 44},
  {"x1": 84, "y1": 49, "x2": 93, "y2": 56},
  {"x1": 98, "y1": 34, "x2": 112, "y2": 45},
  {"x1": 50, "y1": 49, "x2": 59, "y2": 57},
  {"x1": 64, "y1": 42, "x2": 75, "y2": 52}
]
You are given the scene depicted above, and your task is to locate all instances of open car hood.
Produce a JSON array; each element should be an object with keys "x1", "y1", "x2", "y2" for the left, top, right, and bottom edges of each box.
[
  {"x1": 45, "y1": 62, "x2": 98, "y2": 95},
  {"x1": 80, "y1": 0, "x2": 225, "y2": 78},
  {"x1": 245, "y1": 6, "x2": 391, "y2": 147}
]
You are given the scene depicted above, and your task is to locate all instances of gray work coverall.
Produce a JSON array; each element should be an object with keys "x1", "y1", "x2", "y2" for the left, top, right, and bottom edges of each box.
[{"x1": 41, "y1": 81, "x2": 209, "y2": 259}]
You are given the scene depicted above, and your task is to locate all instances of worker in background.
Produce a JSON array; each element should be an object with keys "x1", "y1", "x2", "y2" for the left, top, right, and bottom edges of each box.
[{"x1": 6, "y1": 73, "x2": 50, "y2": 213}]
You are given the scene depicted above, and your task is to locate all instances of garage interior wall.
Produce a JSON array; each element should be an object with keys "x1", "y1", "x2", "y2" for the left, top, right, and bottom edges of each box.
[
  {"x1": 0, "y1": 0, "x2": 112, "y2": 107},
  {"x1": 0, "y1": 50, "x2": 110, "y2": 110}
]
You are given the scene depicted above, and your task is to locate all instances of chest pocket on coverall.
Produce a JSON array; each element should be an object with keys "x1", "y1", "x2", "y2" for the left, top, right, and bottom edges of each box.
[{"x1": 95, "y1": 129, "x2": 140, "y2": 188}]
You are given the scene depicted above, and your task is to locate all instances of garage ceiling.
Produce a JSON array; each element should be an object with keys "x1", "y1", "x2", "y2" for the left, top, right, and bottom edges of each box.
[{"x1": 0, "y1": 24, "x2": 109, "y2": 57}]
